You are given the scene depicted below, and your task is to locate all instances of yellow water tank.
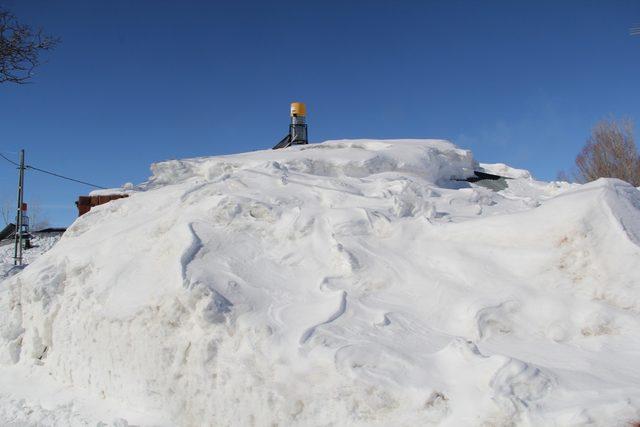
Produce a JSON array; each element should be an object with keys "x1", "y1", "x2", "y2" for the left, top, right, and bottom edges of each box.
[{"x1": 290, "y1": 102, "x2": 306, "y2": 117}]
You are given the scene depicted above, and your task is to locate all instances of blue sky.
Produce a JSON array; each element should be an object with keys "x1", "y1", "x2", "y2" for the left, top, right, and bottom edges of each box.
[{"x1": 1, "y1": 0, "x2": 639, "y2": 226}]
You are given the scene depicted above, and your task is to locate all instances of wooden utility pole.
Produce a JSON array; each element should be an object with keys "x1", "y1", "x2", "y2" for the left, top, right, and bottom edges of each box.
[{"x1": 13, "y1": 149, "x2": 25, "y2": 266}]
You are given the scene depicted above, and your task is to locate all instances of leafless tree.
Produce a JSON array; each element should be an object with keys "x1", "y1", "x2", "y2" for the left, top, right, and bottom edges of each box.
[
  {"x1": 0, "y1": 8, "x2": 59, "y2": 84},
  {"x1": 555, "y1": 170, "x2": 570, "y2": 183},
  {"x1": 573, "y1": 118, "x2": 640, "y2": 186},
  {"x1": 27, "y1": 201, "x2": 50, "y2": 230},
  {"x1": 0, "y1": 198, "x2": 50, "y2": 230},
  {"x1": 0, "y1": 200, "x2": 12, "y2": 225}
]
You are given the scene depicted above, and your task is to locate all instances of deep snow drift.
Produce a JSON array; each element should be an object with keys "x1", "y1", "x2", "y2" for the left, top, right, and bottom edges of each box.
[{"x1": 1, "y1": 139, "x2": 640, "y2": 426}]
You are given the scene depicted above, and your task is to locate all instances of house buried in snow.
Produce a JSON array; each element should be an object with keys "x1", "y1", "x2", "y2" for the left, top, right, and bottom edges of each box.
[{"x1": 75, "y1": 194, "x2": 129, "y2": 217}]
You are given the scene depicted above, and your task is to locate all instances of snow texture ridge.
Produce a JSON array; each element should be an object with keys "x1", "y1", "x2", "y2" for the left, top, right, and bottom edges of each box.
[{"x1": 1, "y1": 139, "x2": 640, "y2": 426}]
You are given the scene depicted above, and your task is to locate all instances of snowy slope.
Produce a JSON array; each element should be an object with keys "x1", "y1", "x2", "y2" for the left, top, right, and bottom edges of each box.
[
  {"x1": 1, "y1": 139, "x2": 640, "y2": 426},
  {"x1": 0, "y1": 234, "x2": 61, "y2": 280}
]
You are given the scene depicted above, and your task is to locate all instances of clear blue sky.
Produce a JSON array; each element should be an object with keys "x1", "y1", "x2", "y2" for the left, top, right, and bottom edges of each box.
[{"x1": 1, "y1": 0, "x2": 639, "y2": 226}]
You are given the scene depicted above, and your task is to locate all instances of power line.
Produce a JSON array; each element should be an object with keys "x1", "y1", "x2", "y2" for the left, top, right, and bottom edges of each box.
[
  {"x1": 0, "y1": 152, "x2": 19, "y2": 166},
  {"x1": 26, "y1": 165, "x2": 106, "y2": 189},
  {"x1": 1, "y1": 151, "x2": 107, "y2": 189}
]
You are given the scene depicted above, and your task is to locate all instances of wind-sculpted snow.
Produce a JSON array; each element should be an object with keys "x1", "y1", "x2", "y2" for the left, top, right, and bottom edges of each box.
[
  {"x1": 1, "y1": 139, "x2": 640, "y2": 426},
  {"x1": 147, "y1": 139, "x2": 476, "y2": 187}
]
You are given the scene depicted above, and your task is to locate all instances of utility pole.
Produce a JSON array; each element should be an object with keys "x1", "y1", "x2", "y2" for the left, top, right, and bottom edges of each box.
[{"x1": 13, "y1": 149, "x2": 25, "y2": 266}]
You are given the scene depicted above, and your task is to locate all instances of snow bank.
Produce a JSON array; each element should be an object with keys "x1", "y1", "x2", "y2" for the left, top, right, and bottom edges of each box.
[
  {"x1": 1, "y1": 139, "x2": 640, "y2": 426},
  {"x1": 147, "y1": 139, "x2": 476, "y2": 187},
  {"x1": 479, "y1": 162, "x2": 532, "y2": 179}
]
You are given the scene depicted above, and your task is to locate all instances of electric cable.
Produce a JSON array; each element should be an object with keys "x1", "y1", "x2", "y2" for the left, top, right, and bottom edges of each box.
[
  {"x1": 0, "y1": 153, "x2": 19, "y2": 166},
  {"x1": 1, "y1": 152, "x2": 107, "y2": 189},
  {"x1": 26, "y1": 165, "x2": 106, "y2": 189}
]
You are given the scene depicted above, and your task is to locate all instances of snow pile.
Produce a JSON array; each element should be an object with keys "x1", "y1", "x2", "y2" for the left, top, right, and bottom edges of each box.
[
  {"x1": 0, "y1": 234, "x2": 61, "y2": 280},
  {"x1": 1, "y1": 139, "x2": 640, "y2": 426}
]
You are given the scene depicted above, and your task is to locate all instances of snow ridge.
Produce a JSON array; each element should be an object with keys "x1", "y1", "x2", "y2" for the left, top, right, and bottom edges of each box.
[{"x1": 1, "y1": 139, "x2": 640, "y2": 426}]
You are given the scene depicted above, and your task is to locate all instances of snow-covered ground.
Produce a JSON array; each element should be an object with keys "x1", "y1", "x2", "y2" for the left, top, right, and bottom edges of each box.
[
  {"x1": 0, "y1": 234, "x2": 61, "y2": 281},
  {"x1": 1, "y1": 139, "x2": 639, "y2": 426}
]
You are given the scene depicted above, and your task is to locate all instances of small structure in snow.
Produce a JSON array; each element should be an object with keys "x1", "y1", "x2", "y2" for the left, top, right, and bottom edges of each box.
[
  {"x1": 273, "y1": 102, "x2": 309, "y2": 149},
  {"x1": 76, "y1": 195, "x2": 129, "y2": 217},
  {"x1": 458, "y1": 170, "x2": 510, "y2": 191},
  {"x1": 0, "y1": 224, "x2": 16, "y2": 243}
]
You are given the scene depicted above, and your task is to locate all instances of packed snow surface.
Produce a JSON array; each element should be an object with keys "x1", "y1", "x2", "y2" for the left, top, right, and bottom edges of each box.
[{"x1": 1, "y1": 139, "x2": 640, "y2": 426}]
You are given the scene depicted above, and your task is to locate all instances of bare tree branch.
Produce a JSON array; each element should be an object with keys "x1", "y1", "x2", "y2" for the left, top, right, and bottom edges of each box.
[
  {"x1": 26, "y1": 200, "x2": 50, "y2": 230},
  {"x1": 0, "y1": 8, "x2": 59, "y2": 84},
  {"x1": 574, "y1": 118, "x2": 640, "y2": 186},
  {"x1": 0, "y1": 200, "x2": 12, "y2": 225}
]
